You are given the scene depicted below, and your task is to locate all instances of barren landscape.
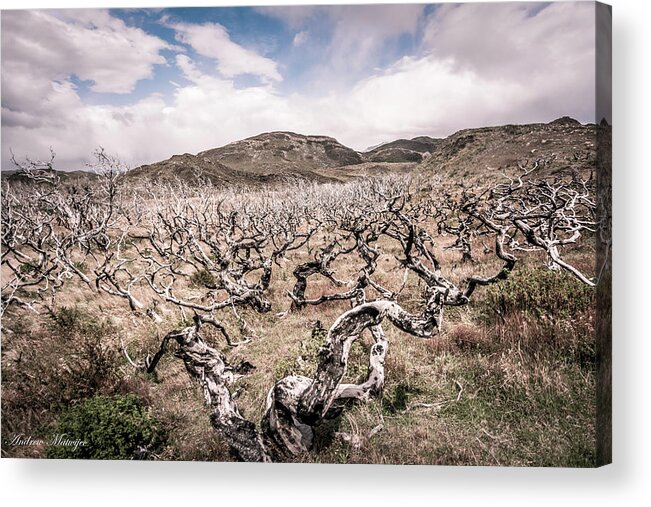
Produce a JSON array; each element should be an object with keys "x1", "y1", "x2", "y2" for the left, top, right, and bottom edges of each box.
[{"x1": 0, "y1": 117, "x2": 608, "y2": 465}]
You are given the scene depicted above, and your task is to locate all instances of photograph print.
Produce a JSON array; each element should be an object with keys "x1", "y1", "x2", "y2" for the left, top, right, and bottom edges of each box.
[{"x1": 0, "y1": 1, "x2": 612, "y2": 466}]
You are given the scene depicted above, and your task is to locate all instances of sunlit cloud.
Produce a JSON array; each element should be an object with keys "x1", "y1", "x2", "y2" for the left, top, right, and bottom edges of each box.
[
  {"x1": 169, "y1": 20, "x2": 282, "y2": 83},
  {"x1": 1, "y1": 3, "x2": 597, "y2": 170}
]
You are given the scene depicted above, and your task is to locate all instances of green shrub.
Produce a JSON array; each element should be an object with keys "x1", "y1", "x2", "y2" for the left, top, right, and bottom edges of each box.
[
  {"x1": 1, "y1": 309, "x2": 130, "y2": 441},
  {"x1": 273, "y1": 325, "x2": 325, "y2": 379},
  {"x1": 19, "y1": 262, "x2": 38, "y2": 274},
  {"x1": 50, "y1": 306, "x2": 84, "y2": 332},
  {"x1": 479, "y1": 265, "x2": 595, "y2": 323},
  {"x1": 382, "y1": 382, "x2": 424, "y2": 414},
  {"x1": 50, "y1": 306, "x2": 113, "y2": 340},
  {"x1": 46, "y1": 394, "x2": 163, "y2": 460},
  {"x1": 73, "y1": 261, "x2": 88, "y2": 273},
  {"x1": 190, "y1": 268, "x2": 216, "y2": 288}
]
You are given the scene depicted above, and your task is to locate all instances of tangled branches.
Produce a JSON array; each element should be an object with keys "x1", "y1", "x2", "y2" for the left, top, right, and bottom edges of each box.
[{"x1": 1, "y1": 152, "x2": 597, "y2": 460}]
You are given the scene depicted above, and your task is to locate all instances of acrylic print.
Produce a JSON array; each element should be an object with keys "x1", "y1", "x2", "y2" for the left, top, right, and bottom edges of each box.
[{"x1": 1, "y1": 2, "x2": 612, "y2": 466}]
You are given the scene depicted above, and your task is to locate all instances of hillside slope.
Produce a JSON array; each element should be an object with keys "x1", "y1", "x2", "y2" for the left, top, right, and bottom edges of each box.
[
  {"x1": 419, "y1": 117, "x2": 597, "y2": 184},
  {"x1": 363, "y1": 136, "x2": 441, "y2": 163},
  {"x1": 127, "y1": 132, "x2": 367, "y2": 186},
  {"x1": 4, "y1": 117, "x2": 595, "y2": 188},
  {"x1": 200, "y1": 132, "x2": 363, "y2": 173}
]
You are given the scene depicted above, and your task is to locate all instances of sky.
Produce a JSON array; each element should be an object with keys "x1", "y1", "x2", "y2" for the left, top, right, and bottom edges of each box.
[{"x1": 0, "y1": 2, "x2": 597, "y2": 171}]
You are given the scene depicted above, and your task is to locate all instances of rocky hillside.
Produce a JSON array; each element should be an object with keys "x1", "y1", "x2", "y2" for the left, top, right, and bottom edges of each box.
[
  {"x1": 1, "y1": 169, "x2": 99, "y2": 185},
  {"x1": 363, "y1": 136, "x2": 441, "y2": 163},
  {"x1": 126, "y1": 117, "x2": 596, "y2": 187},
  {"x1": 3, "y1": 117, "x2": 597, "y2": 188},
  {"x1": 201, "y1": 132, "x2": 364, "y2": 172},
  {"x1": 419, "y1": 117, "x2": 597, "y2": 184},
  {"x1": 123, "y1": 152, "x2": 313, "y2": 187},
  {"x1": 126, "y1": 132, "x2": 367, "y2": 186}
]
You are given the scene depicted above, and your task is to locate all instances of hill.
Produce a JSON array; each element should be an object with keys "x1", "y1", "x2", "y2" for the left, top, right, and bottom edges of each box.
[
  {"x1": 126, "y1": 132, "x2": 367, "y2": 186},
  {"x1": 1, "y1": 169, "x2": 99, "y2": 185},
  {"x1": 419, "y1": 116, "x2": 596, "y2": 184},
  {"x1": 128, "y1": 117, "x2": 596, "y2": 187},
  {"x1": 200, "y1": 132, "x2": 363, "y2": 172},
  {"x1": 363, "y1": 136, "x2": 441, "y2": 163},
  {"x1": 2, "y1": 117, "x2": 597, "y2": 188}
]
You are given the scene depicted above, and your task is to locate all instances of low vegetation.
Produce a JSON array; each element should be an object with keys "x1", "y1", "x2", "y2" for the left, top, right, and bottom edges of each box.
[
  {"x1": 1, "y1": 147, "x2": 603, "y2": 465},
  {"x1": 46, "y1": 394, "x2": 163, "y2": 460}
]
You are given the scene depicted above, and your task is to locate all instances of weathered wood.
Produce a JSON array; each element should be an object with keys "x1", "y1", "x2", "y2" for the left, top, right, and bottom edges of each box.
[
  {"x1": 288, "y1": 238, "x2": 354, "y2": 310},
  {"x1": 150, "y1": 324, "x2": 273, "y2": 462},
  {"x1": 261, "y1": 297, "x2": 445, "y2": 458},
  {"x1": 148, "y1": 293, "x2": 444, "y2": 460},
  {"x1": 334, "y1": 324, "x2": 388, "y2": 402},
  {"x1": 261, "y1": 375, "x2": 315, "y2": 459},
  {"x1": 294, "y1": 299, "x2": 441, "y2": 426}
]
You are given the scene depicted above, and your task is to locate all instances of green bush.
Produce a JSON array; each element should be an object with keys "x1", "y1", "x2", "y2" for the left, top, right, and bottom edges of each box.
[
  {"x1": 273, "y1": 325, "x2": 325, "y2": 379},
  {"x1": 1, "y1": 307, "x2": 134, "y2": 442},
  {"x1": 73, "y1": 261, "x2": 88, "y2": 273},
  {"x1": 50, "y1": 306, "x2": 113, "y2": 340},
  {"x1": 382, "y1": 382, "x2": 424, "y2": 414},
  {"x1": 46, "y1": 394, "x2": 162, "y2": 460},
  {"x1": 190, "y1": 268, "x2": 216, "y2": 288},
  {"x1": 479, "y1": 265, "x2": 595, "y2": 322},
  {"x1": 50, "y1": 306, "x2": 84, "y2": 332},
  {"x1": 19, "y1": 262, "x2": 38, "y2": 274}
]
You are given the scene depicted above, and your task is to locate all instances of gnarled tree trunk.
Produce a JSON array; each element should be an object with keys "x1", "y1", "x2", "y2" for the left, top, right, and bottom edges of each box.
[
  {"x1": 267, "y1": 298, "x2": 445, "y2": 457},
  {"x1": 151, "y1": 295, "x2": 444, "y2": 461}
]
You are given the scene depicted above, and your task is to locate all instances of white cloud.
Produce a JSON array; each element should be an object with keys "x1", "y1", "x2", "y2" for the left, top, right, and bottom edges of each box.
[
  {"x1": 325, "y1": 5, "x2": 424, "y2": 70},
  {"x1": 255, "y1": 6, "x2": 319, "y2": 30},
  {"x1": 416, "y1": 1, "x2": 596, "y2": 131},
  {"x1": 1, "y1": 9, "x2": 169, "y2": 95},
  {"x1": 170, "y1": 21, "x2": 282, "y2": 83},
  {"x1": 423, "y1": 2, "x2": 595, "y2": 84},
  {"x1": 2, "y1": 52, "x2": 294, "y2": 170},
  {"x1": 317, "y1": 56, "x2": 538, "y2": 148},
  {"x1": 260, "y1": 4, "x2": 424, "y2": 88},
  {"x1": 0, "y1": 7, "x2": 171, "y2": 151},
  {"x1": 2, "y1": 48, "x2": 587, "y2": 170},
  {"x1": 293, "y1": 30, "x2": 308, "y2": 47},
  {"x1": 1, "y1": 9, "x2": 169, "y2": 167},
  {"x1": 2, "y1": 5, "x2": 597, "y2": 171}
]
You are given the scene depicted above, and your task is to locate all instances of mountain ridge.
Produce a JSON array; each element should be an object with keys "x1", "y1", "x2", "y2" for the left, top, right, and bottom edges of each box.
[{"x1": 2, "y1": 117, "x2": 597, "y2": 186}]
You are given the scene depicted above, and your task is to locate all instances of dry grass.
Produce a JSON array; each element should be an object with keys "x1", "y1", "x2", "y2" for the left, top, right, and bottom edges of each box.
[{"x1": 1, "y1": 230, "x2": 596, "y2": 466}]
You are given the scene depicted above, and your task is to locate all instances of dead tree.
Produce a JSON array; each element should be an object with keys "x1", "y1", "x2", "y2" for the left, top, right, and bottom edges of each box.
[
  {"x1": 437, "y1": 187, "x2": 482, "y2": 263},
  {"x1": 143, "y1": 175, "x2": 539, "y2": 461},
  {"x1": 1, "y1": 153, "x2": 125, "y2": 317},
  {"x1": 287, "y1": 235, "x2": 355, "y2": 309},
  {"x1": 2, "y1": 158, "x2": 597, "y2": 461},
  {"x1": 147, "y1": 280, "x2": 449, "y2": 461},
  {"x1": 9, "y1": 148, "x2": 59, "y2": 185},
  {"x1": 145, "y1": 315, "x2": 272, "y2": 461},
  {"x1": 287, "y1": 177, "x2": 408, "y2": 309},
  {"x1": 462, "y1": 162, "x2": 597, "y2": 286}
]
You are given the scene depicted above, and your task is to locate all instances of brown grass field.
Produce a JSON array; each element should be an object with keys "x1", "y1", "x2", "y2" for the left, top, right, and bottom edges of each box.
[{"x1": 1, "y1": 205, "x2": 597, "y2": 465}]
